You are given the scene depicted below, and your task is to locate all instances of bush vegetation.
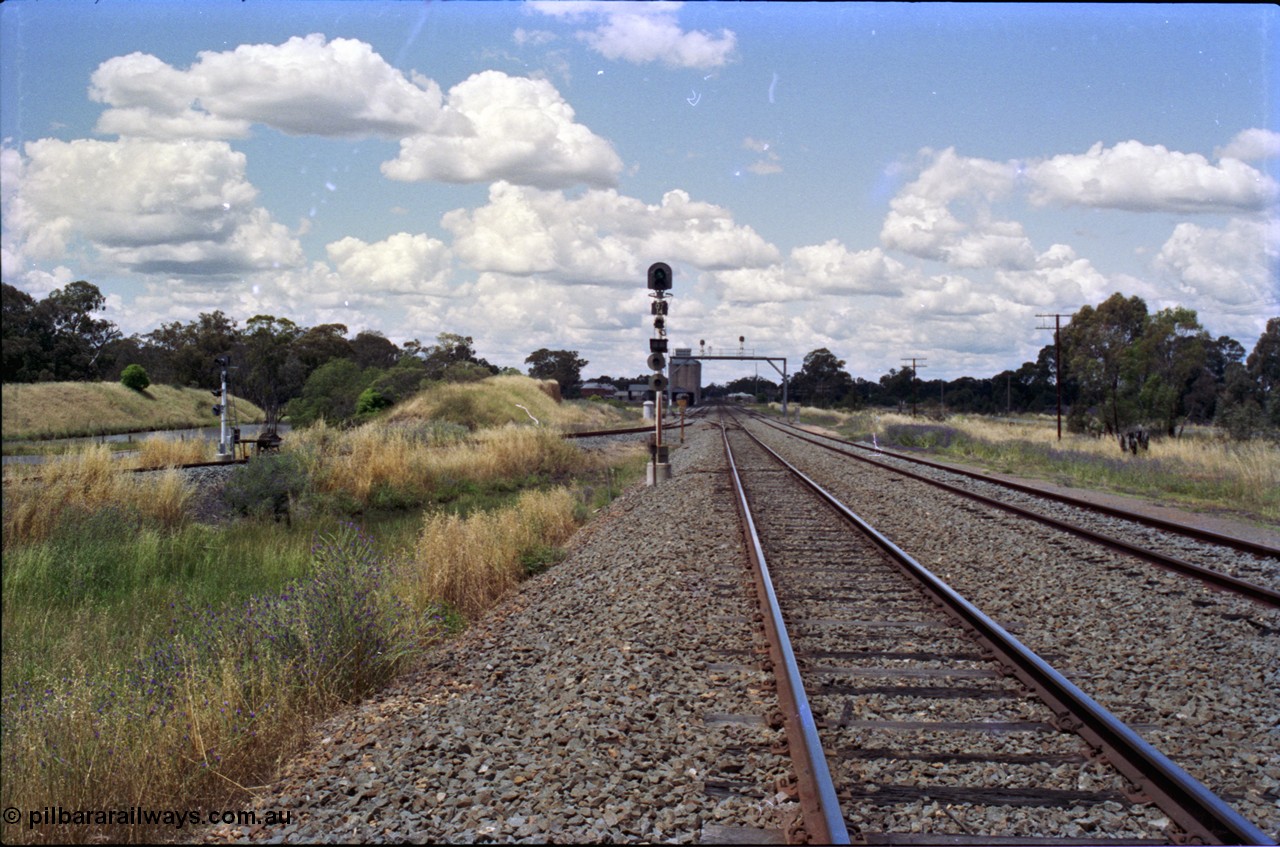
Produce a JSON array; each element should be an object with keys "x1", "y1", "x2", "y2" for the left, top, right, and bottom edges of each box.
[
  {"x1": 119, "y1": 364, "x2": 150, "y2": 392},
  {"x1": 1, "y1": 382, "x2": 650, "y2": 843}
]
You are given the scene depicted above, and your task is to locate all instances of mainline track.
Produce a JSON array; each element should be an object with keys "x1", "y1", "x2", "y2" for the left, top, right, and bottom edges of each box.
[{"x1": 720, "y1": 412, "x2": 1273, "y2": 845}]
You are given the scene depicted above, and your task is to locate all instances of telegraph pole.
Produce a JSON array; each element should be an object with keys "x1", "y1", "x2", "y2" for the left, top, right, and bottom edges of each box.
[
  {"x1": 1036, "y1": 313, "x2": 1073, "y2": 441},
  {"x1": 902, "y1": 357, "x2": 927, "y2": 417}
]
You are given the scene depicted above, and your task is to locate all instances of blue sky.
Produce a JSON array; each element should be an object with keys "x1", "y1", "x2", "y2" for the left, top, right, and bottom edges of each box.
[{"x1": 2, "y1": 1, "x2": 1276, "y2": 383}]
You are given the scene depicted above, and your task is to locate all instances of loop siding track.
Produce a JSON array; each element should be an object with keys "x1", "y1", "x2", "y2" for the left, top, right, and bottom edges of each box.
[
  {"x1": 718, "y1": 412, "x2": 1273, "y2": 845},
  {"x1": 743, "y1": 414, "x2": 1279, "y2": 609},
  {"x1": 749, "y1": 413, "x2": 1278, "y2": 563}
]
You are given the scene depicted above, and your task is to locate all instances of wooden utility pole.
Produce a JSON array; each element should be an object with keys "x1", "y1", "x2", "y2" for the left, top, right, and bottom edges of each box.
[
  {"x1": 1036, "y1": 313, "x2": 1073, "y2": 441},
  {"x1": 902, "y1": 357, "x2": 927, "y2": 417}
]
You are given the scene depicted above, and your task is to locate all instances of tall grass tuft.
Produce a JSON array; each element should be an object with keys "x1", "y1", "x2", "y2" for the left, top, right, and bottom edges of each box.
[
  {"x1": 1, "y1": 523, "x2": 440, "y2": 844},
  {"x1": 2, "y1": 446, "x2": 193, "y2": 548},
  {"x1": 291, "y1": 422, "x2": 583, "y2": 509},
  {"x1": 403, "y1": 487, "x2": 579, "y2": 618},
  {"x1": 134, "y1": 437, "x2": 213, "y2": 468}
]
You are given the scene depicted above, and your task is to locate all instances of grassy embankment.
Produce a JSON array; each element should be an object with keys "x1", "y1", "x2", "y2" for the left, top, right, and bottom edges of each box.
[
  {"x1": 771, "y1": 405, "x2": 1279, "y2": 524},
  {"x1": 1, "y1": 376, "x2": 648, "y2": 843},
  {"x1": 2, "y1": 381, "x2": 267, "y2": 451}
]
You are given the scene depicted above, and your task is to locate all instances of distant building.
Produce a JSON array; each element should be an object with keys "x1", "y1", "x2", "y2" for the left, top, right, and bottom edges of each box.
[
  {"x1": 624, "y1": 384, "x2": 650, "y2": 402},
  {"x1": 669, "y1": 348, "x2": 702, "y2": 405},
  {"x1": 580, "y1": 381, "x2": 615, "y2": 398},
  {"x1": 726, "y1": 392, "x2": 754, "y2": 403}
]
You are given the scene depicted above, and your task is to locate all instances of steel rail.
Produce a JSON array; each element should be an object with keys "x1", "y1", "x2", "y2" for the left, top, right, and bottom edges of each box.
[
  {"x1": 734, "y1": 418, "x2": 1274, "y2": 847},
  {"x1": 3, "y1": 456, "x2": 249, "y2": 483},
  {"x1": 756, "y1": 413, "x2": 1279, "y2": 560},
  {"x1": 746, "y1": 415, "x2": 1280, "y2": 609},
  {"x1": 720, "y1": 418, "x2": 851, "y2": 845},
  {"x1": 561, "y1": 425, "x2": 656, "y2": 439}
]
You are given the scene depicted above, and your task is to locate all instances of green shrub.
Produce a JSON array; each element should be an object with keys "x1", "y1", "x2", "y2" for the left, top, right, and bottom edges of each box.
[
  {"x1": 120, "y1": 364, "x2": 150, "y2": 392},
  {"x1": 221, "y1": 453, "x2": 310, "y2": 521},
  {"x1": 356, "y1": 386, "x2": 393, "y2": 416}
]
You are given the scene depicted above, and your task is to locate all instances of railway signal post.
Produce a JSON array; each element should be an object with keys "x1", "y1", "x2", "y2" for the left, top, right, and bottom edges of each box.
[{"x1": 647, "y1": 262, "x2": 672, "y2": 485}]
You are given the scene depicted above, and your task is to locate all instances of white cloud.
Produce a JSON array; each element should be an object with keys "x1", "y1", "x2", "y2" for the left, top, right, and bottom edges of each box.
[
  {"x1": 91, "y1": 35, "x2": 449, "y2": 139},
  {"x1": 1216, "y1": 128, "x2": 1280, "y2": 162},
  {"x1": 992, "y1": 243, "x2": 1113, "y2": 308},
  {"x1": 1027, "y1": 139, "x2": 1279, "y2": 213},
  {"x1": 880, "y1": 148, "x2": 1036, "y2": 269},
  {"x1": 89, "y1": 37, "x2": 619, "y2": 190},
  {"x1": 325, "y1": 232, "x2": 453, "y2": 296},
  {"x1": 1155, "y1": 217, "x2": 1280, "y2": 311},
  {"x1": 440, "y1": 181, "x2": 778, "y2": 283},
  {"x1": 789, "y1": 240, "x2": 910, "y2": 296},
  {"x1": 9, "y1": 138, "x2": 301, "y2": 276},
  {"x1": 532, "y1": 1, "x2": 736, "y2": 69},
  {"x1": 381, "y1": 71, "x2": 622, "y2": 189}
]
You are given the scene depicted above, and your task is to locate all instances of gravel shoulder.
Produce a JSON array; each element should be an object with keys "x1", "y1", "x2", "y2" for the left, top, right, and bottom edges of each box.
[{"x1": 204, "y1": 424, "x2": 799, "y2": 843}]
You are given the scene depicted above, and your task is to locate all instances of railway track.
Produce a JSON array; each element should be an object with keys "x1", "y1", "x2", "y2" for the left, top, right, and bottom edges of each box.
[
  {"x1": 742, "y1": 411, "x2": 1279, "y2": 608},
  {"x1": 718, "y1": 411, "x2": 1273, "y2": 845}
]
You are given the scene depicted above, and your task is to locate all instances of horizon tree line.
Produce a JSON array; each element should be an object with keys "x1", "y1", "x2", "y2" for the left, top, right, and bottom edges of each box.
[{"x1": 3, "y1": 281, "x2": 1276, "y2": 438}]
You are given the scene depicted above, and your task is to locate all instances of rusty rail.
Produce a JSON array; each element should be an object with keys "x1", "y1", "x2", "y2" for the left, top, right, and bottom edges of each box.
[
  {"x1": 748, "y1": 414, "x2": 1280, "y2": 608},
  {"x1": 755, "y1": 412, "x2": 1279, "y2": 561},
  {"x1": 720, "y1": 418, "x2": 850, "y2": 845},
  {"x1": 732, "y1": 414, "x2": 1274, "y2": 846}
]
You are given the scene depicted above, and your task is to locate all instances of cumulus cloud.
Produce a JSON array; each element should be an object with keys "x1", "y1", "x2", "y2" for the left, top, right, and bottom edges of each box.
[
  {"x1": 326, "y1": 232, "x2": 453, "y2": 296},
  {"x1": 1216, "y1": 128, "x2": 1280, "y2": 162},
  {"x1": 1027, "y1": 139, "x2": 1279, "y2": 213},
  {"x1": 9, "y1": 138, "x2": 301, "y2": 276},
  {"x1": 992, "y1": 244, "x2": 1113, "y2": 309},
  {"x1": 880, "y1": 148, "x2": 1036, "y2": 270},
  {"x1": 531, "y1": 1, "x2": 736, "y2": 69},
  {"x1": 1155, "y1": 217, "x2": 1280, "y2": 308},
  {"x1": 789, "y1": 240, "x2": 910, "y2": 296},
  {"x1": 440, "y1": 181, "x2": 778, "y2": 283},
  {"x1": 382, "y1": 71, "x2": 622, "y2": 189},
  {"x1": 89, "y1": 36, "x2": 620, "y2": 190},
  {"x1": 91, "y1": 35, "x2": 450, "y2": 139}
]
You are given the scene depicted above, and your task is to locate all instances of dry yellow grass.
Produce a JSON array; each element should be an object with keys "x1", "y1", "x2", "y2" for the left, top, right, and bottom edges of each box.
[
  {"x1": 3, "y1": 381, "x2": 265, "y2": 441},
  {"x1": 290, "y1": 420, "x2": 584, "y2": 507},
  {"x1": 873, "y1": 411, "x2": 1280, "y2": 486},
  {"x1": 2, "y1": 445, "x2": 194, "y2": 547},
  {"x1": 134, "y1": 437, "x2": 215, "y2": 468},
  {"x1": 402, "y1": 487, "x2": 579, "y2": 617},
  {"x1": 386, "y1": 374, "x2": 629, "y2": 431}
]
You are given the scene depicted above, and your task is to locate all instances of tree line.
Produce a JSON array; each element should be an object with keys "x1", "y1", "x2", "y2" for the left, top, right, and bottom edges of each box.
[
  {"x1": 777, "y1": 293, "x2": 1277, "y2": 440},
  {"x1": 3, "y1": 281, "x2": 1276, "y2": 438},
  {"x1": 2, "y1": 281, "x2": 592, "y2": 427}
]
